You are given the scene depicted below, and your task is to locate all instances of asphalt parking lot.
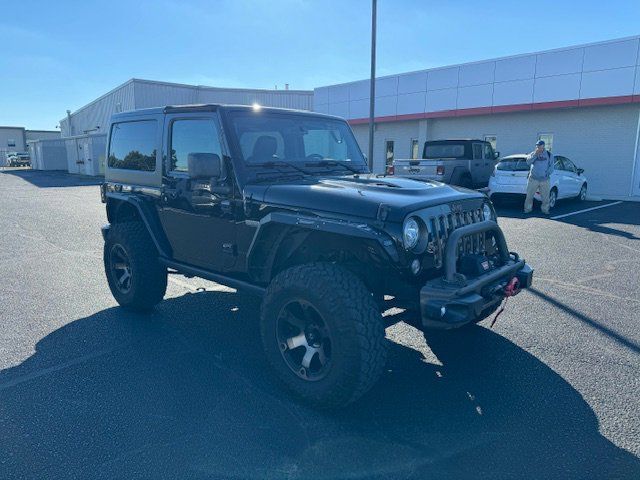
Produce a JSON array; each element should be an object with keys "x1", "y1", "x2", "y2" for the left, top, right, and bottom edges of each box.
[{"x1": 1, "y1": 169, "x2": 639, "y2": 479}]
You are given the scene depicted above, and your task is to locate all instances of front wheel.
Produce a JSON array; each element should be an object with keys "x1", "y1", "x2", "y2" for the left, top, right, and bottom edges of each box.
[
  {"x1": 261, "y1": 263, "x2": 387, "y2": 408},
  {"x1": 548, "y1": 188, "x2": 558, "y2": 209},
  {"x1": 104, "y1": 221, "x2": 167, "y2": 311},
  {"x1": 579, "y1": 183, "x2": 587, "y2": 201}
]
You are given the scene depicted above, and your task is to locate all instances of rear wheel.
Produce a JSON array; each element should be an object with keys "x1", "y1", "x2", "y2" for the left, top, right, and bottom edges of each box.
[
  {"x1": 458, "y1": 173, "x2": 473, "y2": 189},
  {"x1": 104, "y1": 221, "x2": 167, "y2": 311},
  {"x1": 261, "y1": 263, "x2": 387, "y2": 408}
]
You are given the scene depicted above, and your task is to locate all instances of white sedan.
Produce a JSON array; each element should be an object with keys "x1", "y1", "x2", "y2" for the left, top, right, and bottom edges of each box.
[{"x1": 488, "y1": 154, "x2": 588, "y2": 208}]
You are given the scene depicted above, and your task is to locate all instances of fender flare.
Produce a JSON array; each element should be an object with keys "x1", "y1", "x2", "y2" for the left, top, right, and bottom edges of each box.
[
  {"x1": 246, "y1": 211, "x2": 400, "y2": 282},
  {"x1": 105, "y1": 192, "x2": 172, "y2": 258}
]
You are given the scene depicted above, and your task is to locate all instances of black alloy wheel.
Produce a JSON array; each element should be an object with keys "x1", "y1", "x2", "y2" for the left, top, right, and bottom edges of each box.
[
  {"x1": 276, "y1": 299, "x2": 333, "y2": 381},
  {"x1": 109, "y1": 243, "x2": 133, "y2": 294}
]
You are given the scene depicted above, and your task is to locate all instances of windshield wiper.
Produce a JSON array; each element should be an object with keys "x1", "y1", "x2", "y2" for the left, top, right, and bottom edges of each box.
[
  {"x1": 247, "y1": 160, "x2": 312, "y2": 175},
  {"x1": 305, "y1": 159, "x2": 364, "y2": 175}
]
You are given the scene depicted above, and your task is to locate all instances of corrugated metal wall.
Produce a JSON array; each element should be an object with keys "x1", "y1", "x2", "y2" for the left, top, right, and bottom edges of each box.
[
  {"x1": 133, "y1": 80, "x2": 199, "y2": 108},
  {"x1": 63, "y1": 134, "x2": 107, "y2": 176},
  {"x1": 29, "y1": 139, "x2": 67, "y2": 170},
  {"x1": 196, "y1": 86, "x2": 313, "y2": 109},
  {"x1": 61, "y1": 79, "x2": 313, "y2": 139},
  {"x1": 59, "y1": 81, "x2": 136, "y2": 137},
  {"x1": 25, "y1": 130, "x2": 61, "y2": 141}
]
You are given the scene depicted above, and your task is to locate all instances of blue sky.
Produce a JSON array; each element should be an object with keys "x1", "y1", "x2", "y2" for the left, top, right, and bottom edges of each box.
[{"x1": 1, "y1": 0, "x2": 639, "y2": 130}]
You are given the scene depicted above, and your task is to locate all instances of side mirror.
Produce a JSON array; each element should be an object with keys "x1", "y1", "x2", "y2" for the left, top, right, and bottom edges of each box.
[
  {"x1": 494, "y1": 151, "x2": 500, "y2": 159},
  {"x1": 577, "y1": 168, "x2": 584, "y2": 175},
  {"x1": 187, "y1": 153, "x2": 222, "y2": 179}
]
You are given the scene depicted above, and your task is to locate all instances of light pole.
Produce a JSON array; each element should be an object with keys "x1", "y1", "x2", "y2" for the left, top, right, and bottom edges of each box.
[{"x1": 367, "y1": 0, "x2": 377, "y2": 172}]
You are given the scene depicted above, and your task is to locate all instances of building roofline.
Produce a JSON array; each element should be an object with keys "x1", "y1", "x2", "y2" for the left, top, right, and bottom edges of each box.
[
  {"x1": 130, "y1": 78, "x2": 312, "y2": 95},
  {"x1": 316, "y1": 34, "x2": 640, "y2": 89},
  {"x1": 61, "y1": 78, "x2": 313, "y2": 124},
  {"x1": 59, "y1": 79, "x2": 135, "y2": 124},
  {"x1": 0, "y1": 125, "x2": 26, "y2": 130}
]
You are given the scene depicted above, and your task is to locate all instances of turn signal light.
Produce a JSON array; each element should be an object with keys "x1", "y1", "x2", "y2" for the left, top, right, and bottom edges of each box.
[{"x1": 386, "y1": 165, "x2": 395, "y2": 175}]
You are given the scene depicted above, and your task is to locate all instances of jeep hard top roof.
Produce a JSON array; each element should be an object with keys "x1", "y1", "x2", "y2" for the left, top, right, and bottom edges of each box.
[{"x1": 110, "y1": 104, "x2": 344, "y2": 123}]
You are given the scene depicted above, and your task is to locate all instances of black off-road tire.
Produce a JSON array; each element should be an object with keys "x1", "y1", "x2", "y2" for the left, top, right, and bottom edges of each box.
[
  {"x1": 260, "y1": 263, "x2": 387, "y2": 408},
  {"x1": 453, "y1": 172, "x2": 473, "y2": 189},
  {"x1": 104, "y1": 221, "x2": 167, "y2": 311}
]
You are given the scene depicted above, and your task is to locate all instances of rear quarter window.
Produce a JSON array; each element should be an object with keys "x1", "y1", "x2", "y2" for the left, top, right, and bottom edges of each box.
[
  {"x1": 497, "y1": 159, "x2": 529, "y2": 171},
  {"x1": 424, "y1": 143, "x2": 466, "y2": 159},
  {"x1": 108, "y1": 120, "x2": 157, "y2": 171}
]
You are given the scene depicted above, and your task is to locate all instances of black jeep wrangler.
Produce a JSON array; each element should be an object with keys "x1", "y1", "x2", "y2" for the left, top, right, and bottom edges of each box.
[{"x1": 101, "y1": 104, "x2": 533, "y2": 407}]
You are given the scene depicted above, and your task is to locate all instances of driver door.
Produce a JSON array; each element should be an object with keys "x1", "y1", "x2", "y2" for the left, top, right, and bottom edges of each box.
[
  {"x1": 561, "y1": 157, "x2": 581, "y2": 196},
  {"x1": 157, "y1": 114, "x2": 237, "y2": 272}
]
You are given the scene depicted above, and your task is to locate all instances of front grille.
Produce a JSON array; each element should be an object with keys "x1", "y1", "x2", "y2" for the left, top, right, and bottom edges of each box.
[{"x1": 426, "y1": 207, "x2": 489, "y2": 268}]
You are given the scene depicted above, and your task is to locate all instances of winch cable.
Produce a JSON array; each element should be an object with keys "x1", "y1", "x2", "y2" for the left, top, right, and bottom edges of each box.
[{"x1": 490, "y1": 277, "x2": 521, "y2": 328}]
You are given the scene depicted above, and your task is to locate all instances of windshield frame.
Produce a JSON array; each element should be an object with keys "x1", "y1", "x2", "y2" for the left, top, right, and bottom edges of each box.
[{"x1": 220, "y1": 107, "x2": 369, "y2": 186}]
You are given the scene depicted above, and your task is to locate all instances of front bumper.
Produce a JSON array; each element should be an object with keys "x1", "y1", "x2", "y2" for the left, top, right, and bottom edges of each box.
[{"x1": 419, "y1": 220, "x2": 533, "y2": 329}]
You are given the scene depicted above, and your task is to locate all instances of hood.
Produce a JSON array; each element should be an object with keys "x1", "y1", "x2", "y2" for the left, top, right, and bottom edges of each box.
[{"x1": 244, "y1": 175, "x2": 485, "y2": 222}]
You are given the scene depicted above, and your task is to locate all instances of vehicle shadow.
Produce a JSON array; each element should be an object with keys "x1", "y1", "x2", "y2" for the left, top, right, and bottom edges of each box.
[
  {"x1": 1, "y1": 291, "x2": 638, "y2": 479},
  {"x1": 1, "y1": 169, "x2": 102, "y2": 188},
  {"x1": 495, "y1": 198, "x2": 639, "y2": 239},
  {"x1": 493, "y1": 195, "x2": 602, "y2": 220}
]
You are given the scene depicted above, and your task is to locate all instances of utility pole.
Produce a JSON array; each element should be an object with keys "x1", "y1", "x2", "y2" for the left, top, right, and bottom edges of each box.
[{"x1": 367, "y1": 0, "x2": 377, "y2": 172}]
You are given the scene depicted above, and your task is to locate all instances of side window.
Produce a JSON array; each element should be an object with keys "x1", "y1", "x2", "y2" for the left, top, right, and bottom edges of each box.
[
  {"x1": 472, "y1": 144, "x2": 482, "y2": 160},
  {"x1": 170, "y1": 118, "x2": 222, "y2": 172},
  {"x1": 108, "y1": 120, "x2": 157, "y2": 171},
  {"x1": 562, "y1": 157, "x2": 576, "y2": 173},
  {"x1": 482, "y1": 143, "x2": 494, "y2": 160},
  {"x1": 553, "y1": 156, "x2": 564, "y2": 171}
]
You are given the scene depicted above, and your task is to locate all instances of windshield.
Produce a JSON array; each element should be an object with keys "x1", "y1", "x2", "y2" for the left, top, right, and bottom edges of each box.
[
  {"x1": 424, "y1": 143, "x2": 465, "y2": 159},
  {"x1": 227, "y1": 111, "x2": 368, "y2": 176},
  {"x1": 497, "y1": 158, "x2": 529, "y2": 171}
]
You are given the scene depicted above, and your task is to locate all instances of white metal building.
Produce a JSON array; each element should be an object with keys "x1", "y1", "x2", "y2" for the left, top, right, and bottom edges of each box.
[
  {"x1": 29, "y1": 139, "x2": 67, "y2": 171},
  {"x1": 60, "y1": 78, "x2": 314, "y2": 138},
  {"x1": 0, "y1": 127, "x2": 60, "y2": 165},
  {"x1": 314, "y1": 35, "x2": 640, "y2": 201}
]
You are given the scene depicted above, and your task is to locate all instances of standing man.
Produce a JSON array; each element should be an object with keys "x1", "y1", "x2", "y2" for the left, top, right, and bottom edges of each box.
[{"x1": 524, "y1": 140, "x2": 554, "y2": 214}]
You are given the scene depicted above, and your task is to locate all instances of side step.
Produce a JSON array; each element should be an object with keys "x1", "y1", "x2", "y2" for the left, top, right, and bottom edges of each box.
[{"x1": 159, "y1": 258, "x2": 266, "y2": 297}]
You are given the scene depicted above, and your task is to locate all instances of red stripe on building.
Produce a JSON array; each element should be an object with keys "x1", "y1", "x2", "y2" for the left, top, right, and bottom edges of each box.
[{"x1": 347, "y1": 94, "x2": 637, "y2": 126}]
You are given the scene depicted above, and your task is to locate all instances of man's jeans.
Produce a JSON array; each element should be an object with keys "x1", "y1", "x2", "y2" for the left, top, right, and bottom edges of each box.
[{"x1": 524, "y1": 177, "x2": 551, "y2": 214}]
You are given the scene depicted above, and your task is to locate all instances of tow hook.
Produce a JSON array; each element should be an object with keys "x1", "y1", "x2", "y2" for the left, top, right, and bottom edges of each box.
[{"x1": 490, "y1": 277, "x2": 521, "y2": 328}]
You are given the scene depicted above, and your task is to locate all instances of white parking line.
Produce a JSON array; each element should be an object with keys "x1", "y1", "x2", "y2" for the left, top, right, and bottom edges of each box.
[{"x1": 550, "y1": 201, "x2": 623, "y2": 220}]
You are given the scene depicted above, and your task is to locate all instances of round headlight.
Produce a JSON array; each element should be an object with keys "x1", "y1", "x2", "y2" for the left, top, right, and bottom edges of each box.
[
  {"x1": 482, "y1": 203, "x2": 493, "y2": 221},
  {"x1": 403, "y1": 217, "x2": 420, "y2": 249}
]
